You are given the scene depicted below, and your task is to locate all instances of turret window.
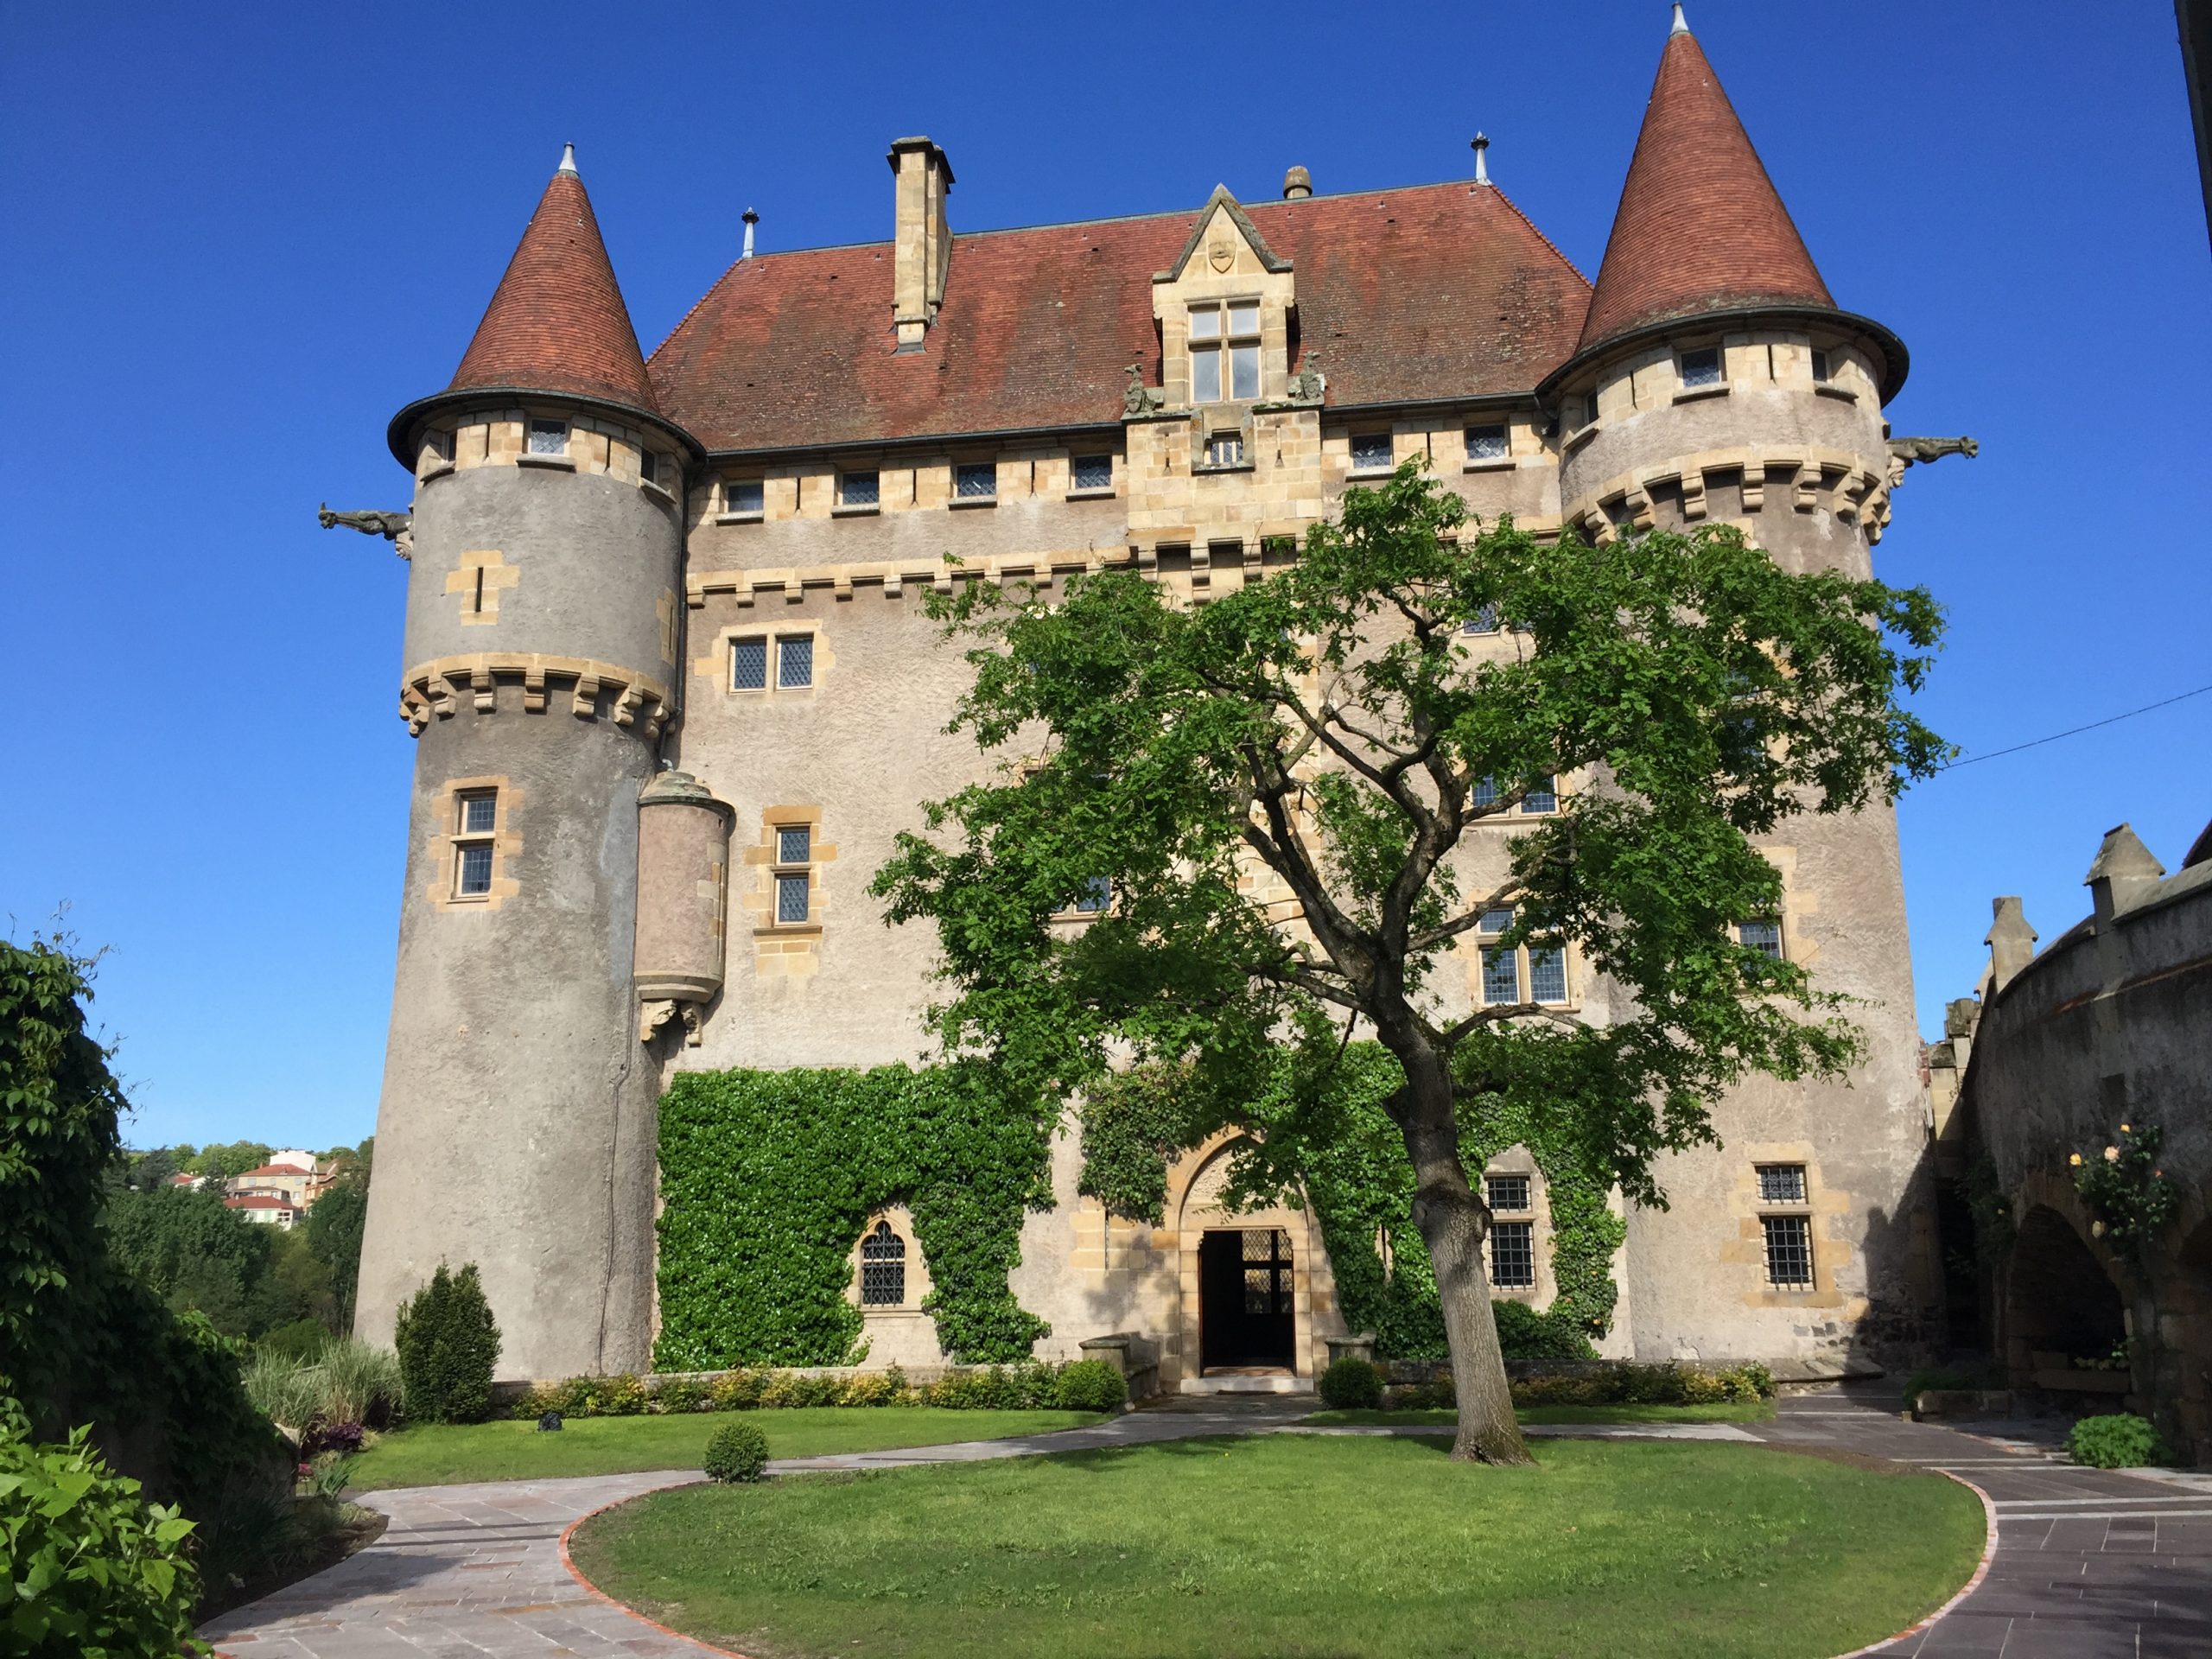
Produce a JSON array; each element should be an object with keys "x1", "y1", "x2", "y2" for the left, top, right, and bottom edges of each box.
[
  {"x1": 1191, "y1": 302, "x2": 1261, "y2": 402},
  {"x1": 527, "y1": 418, "x2": 569, "y2": 455},
  {"x1": 1678, "y1": 348, "x2": 1722, "y2": 389},
  {"x1": 639, "y1": 450, "x2": 661, "y2": 487},
  {"x1": 1810, "y1": 350, "x2": 1833, "y2": 385},
  {"x1": 454, "y1": 791, "x2": 499, "y2": 899}
]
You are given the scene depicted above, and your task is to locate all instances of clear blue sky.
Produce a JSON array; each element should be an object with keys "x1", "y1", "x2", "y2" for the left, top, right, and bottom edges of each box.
[{"x1": 3, "y1": 1, "x2": 2205, "y2": 1153}]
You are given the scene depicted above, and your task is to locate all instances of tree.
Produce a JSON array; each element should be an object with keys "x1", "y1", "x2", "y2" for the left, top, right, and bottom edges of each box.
[
  {"x1": 394, "y1": 1263, "x2": 500, "y2": 1424},
  {"x1": 873, "y1": 465, "x2": 1945, "y2": 1463},
  {"x1": 105, "y1": 1185, "x2": 276, "y2": 1338},
  {"x1": 184, "y1": 1141, "x2": 274, "y2": 1181},
  {"x1": 306, "y1": 1179, "x2": 368, "y2": 1333}
]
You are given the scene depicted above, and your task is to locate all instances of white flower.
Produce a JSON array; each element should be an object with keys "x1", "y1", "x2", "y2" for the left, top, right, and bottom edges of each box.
[{"x1": 2104, "y1": 1146, "x2": 2120, "y2": 1162}]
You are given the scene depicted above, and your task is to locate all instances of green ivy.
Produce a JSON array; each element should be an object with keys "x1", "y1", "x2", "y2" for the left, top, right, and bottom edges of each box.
[
  {"x1": 655, "y1": 1063, "x2": 1053, "y2": 1370},
  {"x1": 1077, "y1": 1043, "x2": 1625, "y2": 1359}
]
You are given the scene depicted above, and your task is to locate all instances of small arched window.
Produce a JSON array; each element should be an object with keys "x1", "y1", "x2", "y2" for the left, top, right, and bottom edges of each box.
[{"x1": 859, "y1": 1220, "x2": 906, "y2": 1307}]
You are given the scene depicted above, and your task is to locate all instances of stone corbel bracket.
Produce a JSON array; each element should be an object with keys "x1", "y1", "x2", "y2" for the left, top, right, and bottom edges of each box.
[
  {"x1": 1564, "y1": 445, "x2": 1894, "y2": 547},
  {"x1": 399, "y1": 652, "x2": 673, "y2": 740}
]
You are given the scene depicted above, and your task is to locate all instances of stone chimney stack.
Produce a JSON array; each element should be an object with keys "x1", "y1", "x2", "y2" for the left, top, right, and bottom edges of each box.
[
  {"x1": 1282, "y1": 165, "x2": 1313, "y2": 200},
  {"x1": 2085, "y1": 823, "x2": 2166, "y2": 926},
  {"x1": 888, "y1": 137, "x2": 954, "y2": 352},
  {"x1": 1985, "y1": 896, "x2": 2038, "y2": 990}
]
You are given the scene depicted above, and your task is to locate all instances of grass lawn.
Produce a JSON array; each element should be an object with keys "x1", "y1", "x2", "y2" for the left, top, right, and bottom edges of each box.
[
  {"x1": 1305, "y1": 1401, "x2": 1777, "y2": 1427},
  {"x1": 348, "y1": 1408, "x2": 1104, "y2": 1491},
  {"x1": 570, "y1": 1433, "x2": 1984, "y2": 1659}
]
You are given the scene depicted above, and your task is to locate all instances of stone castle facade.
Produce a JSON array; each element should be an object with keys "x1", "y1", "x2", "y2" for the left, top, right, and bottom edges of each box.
[{"x1": 353, "y1": 10, "x2": 1950, "y2": 1388}]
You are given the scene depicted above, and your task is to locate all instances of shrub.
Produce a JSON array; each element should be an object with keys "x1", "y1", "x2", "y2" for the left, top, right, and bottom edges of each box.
[
  {"x1": 2069, "y1": 1413, "x2": 2167, "y2": 1470},
  {"x1": 394, "y1": 1263, "x2": 501, "y2": 1424},
  {"x1": 1491, "y1": 1300, "x2": 1599, "y2": 1362},
  {"x1": 0, "y1": 1402, "x2": 203, "y2": 1658},
  {"x1": 1319, "y1": 1357, "x2": 1386, "y2": 1410},
  {"x1": 258, "y1": 1318, "x2": 334, "y2": 1363},
  {"x1": 703, "y1": 1420, "x2": 771, "y2": 1483},
  {"x1": 709, "y1": 1370, "x2": 765, "y2": 1411},
  {"x1": 1052, "y1": 1359, "x2": 1128, "y2": 1414},
  {"x1": 315, "y1": 1339, "x2": 403, "y2": 1428},
  {"x1": 652, "y1": 1377, "x2": 711, "y2": 1414}
]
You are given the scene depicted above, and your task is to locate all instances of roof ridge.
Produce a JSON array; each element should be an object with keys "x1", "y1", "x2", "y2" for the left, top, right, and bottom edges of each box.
[{"x1": 1484, "y1": 181, "x2": 1592, "y2": 289}]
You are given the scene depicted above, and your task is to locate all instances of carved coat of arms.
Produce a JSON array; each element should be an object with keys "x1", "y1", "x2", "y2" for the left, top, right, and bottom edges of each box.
[{"x1": 1207, "y1": 239, "x2": 1235, "y2": 273}]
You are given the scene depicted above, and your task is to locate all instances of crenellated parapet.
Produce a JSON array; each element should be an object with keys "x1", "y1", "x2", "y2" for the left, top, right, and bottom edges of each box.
[{"x1": 397, "y1": 651, "x2": 673, "y2": 740}]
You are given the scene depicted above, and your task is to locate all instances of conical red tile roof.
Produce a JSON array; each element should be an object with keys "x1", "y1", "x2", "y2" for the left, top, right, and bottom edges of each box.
[
  {"x1": 449, "y1": 152, "x2": 658, "y2": 412},
  {"x1": 1577, "y1": 22, "x2": 1833, "y2": 353}
]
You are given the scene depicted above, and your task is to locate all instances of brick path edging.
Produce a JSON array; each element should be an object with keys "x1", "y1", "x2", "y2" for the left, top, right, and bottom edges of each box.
[
  {"x1": 555, "y1": 1480, "x2": 743, "y2": 1658},
  {"x1": 1827, "y1": 1471, "x2": 1999, "y2": 1659}
]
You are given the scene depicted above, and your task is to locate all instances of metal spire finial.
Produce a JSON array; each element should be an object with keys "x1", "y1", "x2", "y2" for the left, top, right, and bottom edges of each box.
[
  {"x1": 557, "y1": 142, "x2": 578, "y2": 175},
  {"x1": 1670, "y1": 3, "x2": 1689, "y2": 35},
  {"x1": 1471, "y1": 132, "x2": 1491, "y2": 187}
]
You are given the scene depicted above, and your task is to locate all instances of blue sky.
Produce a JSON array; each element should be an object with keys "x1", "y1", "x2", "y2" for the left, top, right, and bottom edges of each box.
[{"x1": 3, "y1": 1, "x2": 2205, "y2": 1152}]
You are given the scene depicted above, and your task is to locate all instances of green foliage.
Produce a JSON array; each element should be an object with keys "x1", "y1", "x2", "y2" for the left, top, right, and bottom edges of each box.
[
  {"x1": 1901, "y1": 1362, "x2": 2003, "y2": 1405},
  {"x1": 1960, "y1": 1152, "x2": 2014, "y2": 1266},
  {"x1": 0, "y1": 1401, "x2": 207, "y2": 1659},
  {"x1": 105, "y1": 1185, "x2": 275, "y2": 1338},
  {"x1": 1049, "y1": 1359, "x2": 1127, "y2": 1414},
  {"x1": 2068, "y1": 1413, "x2": 2167, "y2": 1469},
  {"x1": 394, "y1": 1265, "x2": 500, "y2": 1425},
  {"x1": 1491, "y1": 1300, "x2": 1598, "y2": 1362},
  {"x1": 0, "y1": 937, "x2": 289, "y2": 1598},
  {"x1": 305, "y1": 1181, "x2": 369, "y2": 1332},
  {"x1": 243, "y1": 1340, "x2": 401, "y2": 1433},
  {"x1": 257, "y1": 1319, "x2": 334, "y2": 1364},
  {"x1": 181, "y1": 1142, "x2": 274, "y2": 1181},
  {"x1": 2072, "y1": 1121, "x2": 2179, "y2": 1262},
  {"x1": 1394, "y1": 1362, "x2": 1774, "y2": 1411},
  {"x1": 654, "y1": 1064, "x2": 1052, "y2": 1370},
  {"x1": 1319, "y1": 1357, "x2": 1386, "y2": 1410},
  {"x1": 1074, "y1": 1066, "x2": 1198, "y2": 1224},
  {"x1": 702, "y1": 1421, "x2": 769, "y2": 1484}
]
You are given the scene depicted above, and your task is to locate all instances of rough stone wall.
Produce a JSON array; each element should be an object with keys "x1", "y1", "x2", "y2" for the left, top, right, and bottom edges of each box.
[{"x1": 356, "y1": 432, "x2": 682, "y2": 1380}]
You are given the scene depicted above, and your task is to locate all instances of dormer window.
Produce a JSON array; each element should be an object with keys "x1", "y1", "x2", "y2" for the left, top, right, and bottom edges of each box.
[
  {"x1": 1191, "y1": 302, "x2": 1261, "y2": 402},
  {"x1": 1679, "y1": 347, "x2": 1723, "y2": 389}
]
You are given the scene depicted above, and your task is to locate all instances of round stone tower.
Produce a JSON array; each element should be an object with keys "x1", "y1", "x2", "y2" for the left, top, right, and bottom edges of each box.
[
  {"x1": 354, "y1": 145, "x2": 699, "y2": 1379},
  {"x1": 1541, "y1": 10, "x2": 1935, "y2": 1369}
]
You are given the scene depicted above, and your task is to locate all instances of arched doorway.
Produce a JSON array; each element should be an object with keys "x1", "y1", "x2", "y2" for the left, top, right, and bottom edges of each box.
[
  {"x1": 1169, "y1": 1136, "x2": 1319, "y2": 1385},
  {"x1": 2005, "y1": 1204, "x2": 2126, "y2": 1382}
]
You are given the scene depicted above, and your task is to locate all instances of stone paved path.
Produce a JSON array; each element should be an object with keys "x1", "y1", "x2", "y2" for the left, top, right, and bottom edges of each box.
[{"x1": 201, "y1": 1390, "x2": 2209, "y2": 1657}]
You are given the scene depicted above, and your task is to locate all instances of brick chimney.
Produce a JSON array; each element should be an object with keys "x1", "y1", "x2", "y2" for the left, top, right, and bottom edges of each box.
[{"x1": 888, "y1": 137, "x2": 954, "y2": 352}]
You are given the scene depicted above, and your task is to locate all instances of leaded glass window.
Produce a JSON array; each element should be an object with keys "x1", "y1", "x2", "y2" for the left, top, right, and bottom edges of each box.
[
  {"x1": 860, "y1": 1220, "x2": 906, "y2": 1306},
  {"x1": 1489, "y1": 1221, "x2": 1535, "y2": 1287},
  {"x1": 778, "y1": 635, "x2": 814, "y2": 690},
  {"x1": 956, "y1": 462, "x2": 997, "y2": 499},
  {"x1": 731, "y1": 637, "x2": 767, "y2": 690},
  {"x1": 1528, "y1": 944, "x2": 1567, "y2": 1005},
  {"x1": 728, "y1": 479, "x2": 764, "y2": 515},
  {"x1": 1071, "y1": 454, "x2": 1113, "y2": 491},
  {"x1": 1485, "y1": 1174, "x2": 1530, "y2": 1213},
  {"x1": 1465, "y1": 423, "x2": 1509, "y2": 461},
  {"x1": 1242, "y1": 1228, "x2": 1294, "y2": 1314},
  {"x1": 1203, "y1": 432, "x2": 1244, "y2": 467},
  {"x1": 1762, "y1": 1214, "x2": 1813, "y2": 1286},
  {"x1": 461, "y1": 794, "x2": 498, "y2": 836},
  {"x1": 454, "y1": 791, "x2": 498, "y2": 899},
  {"x1": 1462, "y1": 604, "x2": 1500, "y2": 636},
  {"x1": 457, "y1": 843, "x2": 493, "y2": 897},
  {"x1": 1757, "y1": 1164, "x2": 1808, "y2": 1205},
  {"x1": 777, "y1": 825, "x2": 811, "y2": 866},
  {"x1": 1482, "y1": 945, "x2": 1521, "y2": 1006},
  {"x1": 1351, "y1": 432, "x2": 1395, "y2": 472},
  {"x1": 1522, "y1": 776, "x2": 1558, "y2": 814},
  {"x1": 527, "y1": 418, "x2": 568, "y2": 455},
  {"x1": 776, "y1": 871, "x2": 810, "y2": 925},
  {"x1": 839, "y1": 470, "x2": 880, "y2": 506},
  {"x1": 1738, "y1": 919, "x2": 1783, "y2": 960},
  {"x1": 1679, "y1": 347, "x2": 1722, "y2": 389}
]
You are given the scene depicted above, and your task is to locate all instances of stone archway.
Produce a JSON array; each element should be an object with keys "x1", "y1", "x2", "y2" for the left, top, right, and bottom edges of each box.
[
  {"x1": 2005, "y1": 1202, "x2": 2127, "y2": 1390},
  {"x1": 1161, "y1": 1135, "x2": 1325, "y2": 1389}
]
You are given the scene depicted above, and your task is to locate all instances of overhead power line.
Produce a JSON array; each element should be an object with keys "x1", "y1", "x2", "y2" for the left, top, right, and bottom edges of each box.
[{"x1": 1936, "y1": 681, "x2": 2212, "y2": 772}]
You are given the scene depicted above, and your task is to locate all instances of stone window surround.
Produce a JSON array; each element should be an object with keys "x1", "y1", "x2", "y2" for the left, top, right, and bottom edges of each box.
[
  {"x1": 422, "y1": 773, "x2": 523, "y2": 913},
  {"x1": 1479, "y1": 1147, "x2": 1555, "y2": 1306},
  {"x1": 1727, "y1": 1144, "x2": 1849, "y2": 1306},
  {"x1": 740, "y1": 805, "x2": 836, "y2": 976},
  {"x1": 1472, "y1": 907, "x2": 1576, "y2": 1012},
  {"x1": 845, "y1": 1205, "x2": 936, "y2": 1314},
  {"x1": 1187, "y1": 297, "x2": 1263, "y2": 404},
  {"x1": 701, "y1": 446, "x2": 1128, "y2": 525},
  {"x1": 696, "y1": 619, "x2": 831, "y2": 700}
]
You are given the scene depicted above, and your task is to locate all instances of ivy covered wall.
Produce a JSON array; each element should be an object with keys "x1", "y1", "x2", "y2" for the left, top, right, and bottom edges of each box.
[{"x1": 654, "y1": 1064, "x2": 1054, "y2": 1370}]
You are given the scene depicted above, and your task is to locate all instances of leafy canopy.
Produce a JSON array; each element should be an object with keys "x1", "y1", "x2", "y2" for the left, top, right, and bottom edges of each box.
[{"x1": 873, "y1": 463, "x2": 1945, "y2": 1203}]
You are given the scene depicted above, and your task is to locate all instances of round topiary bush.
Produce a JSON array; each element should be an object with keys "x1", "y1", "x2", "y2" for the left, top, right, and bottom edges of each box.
[
  {"x1": 703, "y1": 1420, "x2": 771, "y2": 1484},
  {"x1": 1051, "y1": 1359, "x2": 1127, "y2": 1414},
  {"x1": 1318, "y1": 1357, "x2": 1385, "y2": 1410},
  {"x1": 2069, "y1": 1412, "x2": 2166, "y2": 1470}
]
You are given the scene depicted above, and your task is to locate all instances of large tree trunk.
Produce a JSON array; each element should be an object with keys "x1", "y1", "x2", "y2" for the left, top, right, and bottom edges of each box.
[{"x1": 1398, "y1": 1058, "x2": 1533, "y2": 1466}]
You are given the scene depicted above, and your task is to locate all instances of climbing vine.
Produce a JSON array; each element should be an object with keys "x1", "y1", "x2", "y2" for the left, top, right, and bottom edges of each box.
[
  {"x1": 655, "y1": 1063, "x2": 1053, "y2": 1370},
  {"x1": 2072, "y1": 1120, "x2": 2179, "y2": 1262},
  {"x1": 1077, "y1": 1042, "x2": 1625, "y2": 1359}
]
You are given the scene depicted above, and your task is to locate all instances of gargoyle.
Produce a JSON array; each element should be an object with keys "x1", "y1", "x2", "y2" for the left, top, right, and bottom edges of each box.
[
  {"x1": 320, "y1": 503, "x2": 414, "y2": 560},
  {"x1": 1285, "y1": 353, "x2": 1325, "y2": 403},
  {"x1": 1885, "y1": 435, "x2": 1979, "y2": 466},
  {"x1": 1122, "y1": 365, "x2": 1165, "y2": 417}
]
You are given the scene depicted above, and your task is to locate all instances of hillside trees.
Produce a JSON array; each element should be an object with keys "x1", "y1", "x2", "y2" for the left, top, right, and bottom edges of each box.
[{"x1": 873, "y1": 464, "x2": 1944, "y2": 1464}]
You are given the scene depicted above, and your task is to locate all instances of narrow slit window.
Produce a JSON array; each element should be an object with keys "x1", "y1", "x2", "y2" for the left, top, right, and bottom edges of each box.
[
  {"x1": 1465, "y1": 423, "x2": 1509, "y2": 461},
  {"x1": 1761, "y1": 1214, "x2": 1814, "y2": 1286},
  {"x1": 777, "y1": 635, "x2": 814, "y2": 690},
  {"x1": 1810, "y1": 349, "x2": 1833, "y2": 384},
  {"x1": 1071, "y1": 454, "x2": 1113, "y2": 491},
  {"x1": 527, "y1": 418, "x2": 568, "y2": 455},
  {"x1": 731, "y1": 637, "x2": 768, "y2": 690},
  {"x1": 956, "y1": 461, "x2": 997, "y2": 499},
  {"x1": 1580, "y1": 392, "x2": 1601, "y2": 429},
  {"x1": 1679, "y1": 347, "x2": 1722, "y2": 388},
  {"x1": 639, "y1": 450, "x2": 660, "y2": 487},
  {"x1": 1489, "y1": 1221, "x2": 1535, "y2": 1287},
  {"x1": 859, "y1": 1220, "x2": 906, "y2": 1306}
]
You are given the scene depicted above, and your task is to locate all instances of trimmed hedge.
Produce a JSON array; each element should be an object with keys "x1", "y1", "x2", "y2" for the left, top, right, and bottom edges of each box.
[
  {"x1": 512, "y1": 1360, "x2": 1121, "y2": 1421},
  {"x1": 703, "y1": 1421, "x2": 770, "y2": 1483},
  {"x1": 1391, "y1": 1361, "x2": 1776, "y2": 1410},
  {"x1": 1319, "y1": 1357, "x2": 1385, "y2": 1410}
]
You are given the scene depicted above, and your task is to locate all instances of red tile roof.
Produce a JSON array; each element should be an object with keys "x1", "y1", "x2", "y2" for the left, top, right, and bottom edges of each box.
[
  {"x1": 224, "y1": 1194, "x2": 296, "y2": 1211},
  {"x1": 1576, "y1": 25, "x2": 1833, "y2": 355},
  {"x1": 450, "y1": 156, "x2": 660, "y2": 414},
  {"x1": 648, "y1": 181, "x2": 1590, "y2": 453},
  {"x1": 237, "y1": 1163, "x2": 314, "y2": 1179}
]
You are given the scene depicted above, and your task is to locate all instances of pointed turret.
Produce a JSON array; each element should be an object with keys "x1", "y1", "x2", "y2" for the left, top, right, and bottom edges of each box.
[
  {"x1": 1577, "y1": 8, "x2": 1833, "y2": 354},
  {"x1": 448, "y1": 145, "x2": 659, "y2": 412}
]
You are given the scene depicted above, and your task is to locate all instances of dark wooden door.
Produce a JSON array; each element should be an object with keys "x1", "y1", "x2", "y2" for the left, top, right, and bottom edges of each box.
[{"x1": 1199, "y1": 1229, "x2": 1294, "y2": 1369}]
